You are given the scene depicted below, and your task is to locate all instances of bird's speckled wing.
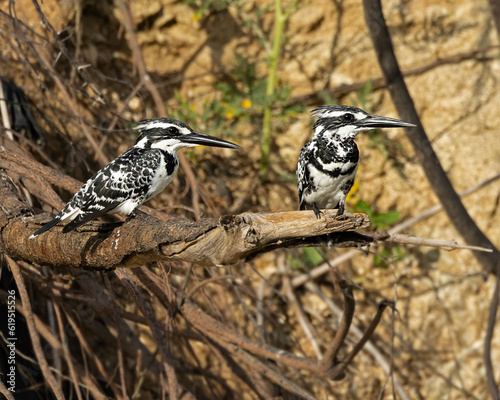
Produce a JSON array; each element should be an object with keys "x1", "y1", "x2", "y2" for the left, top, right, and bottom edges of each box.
[
  {"x1": 70, "y1": 148, "x2": 160, "y2": 216},
  {"x1": 31, "y1": 148, "x2": 163, "y2": 237},
  {"x1": 297, "y1": 142, "x2": 315, "y2": 210}
]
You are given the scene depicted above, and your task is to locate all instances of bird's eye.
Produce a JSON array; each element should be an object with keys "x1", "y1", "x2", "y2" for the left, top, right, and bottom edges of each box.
[
  {"x1": 167, "y1": 127, "x2": 180, "y2": 136},
  {"x1": 343, "y1": 113, "x2": 355, "y2": 122}
]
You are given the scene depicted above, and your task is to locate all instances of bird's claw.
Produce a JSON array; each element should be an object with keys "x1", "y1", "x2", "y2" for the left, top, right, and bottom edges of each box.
[
  {"x1": 312, "y1": 204, "x2": 324, "y2": 219},
  {"x1": 334, "y1": 205, "x2": 347, "y2": 220}
]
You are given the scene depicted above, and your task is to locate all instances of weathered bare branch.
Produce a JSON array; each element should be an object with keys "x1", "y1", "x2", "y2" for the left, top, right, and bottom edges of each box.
[
  {"x1": 0, "y1": 166, "x2": 371, "y2": 270},
  {"x1": 0, "y1": 380, "x2": 15, "y2": 400},
  {"x1": 367, "y1": 232, "x2": 493, "y2": 253}
]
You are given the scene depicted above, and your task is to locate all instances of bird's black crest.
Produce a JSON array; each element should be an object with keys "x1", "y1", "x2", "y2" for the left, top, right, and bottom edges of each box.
[
  {"x1": 311, "y1": 105, "x2": 364, "y2": 118},
  {"x1": 134, "y1": 118, "x2": 193, "y2": 144},
  {"x1": 311, "y1": 105, "x2": 367, "y2": 131}
]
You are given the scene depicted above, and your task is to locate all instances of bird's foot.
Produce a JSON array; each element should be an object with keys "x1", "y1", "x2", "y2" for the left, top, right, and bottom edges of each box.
[
  {"x1": 131, "y1": 209, "x2": 148, "y2": 217},
  {"x1": 334, "y1": 204, "x2": 347, "y2": 220},
  {"x1": 124, "y1": 209, "x2": 147, "y2": 222},
  {"x1": 313, "y1": 204, "x2": 324, "y2": 219}
]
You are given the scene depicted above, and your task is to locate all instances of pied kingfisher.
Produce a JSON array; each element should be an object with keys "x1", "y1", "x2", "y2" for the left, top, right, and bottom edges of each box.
[
  {"x1": 297, "y1": 105, "x2": 415, "y2": 218},
  {"x1": 30, "y1": 118, "x2": 241, "y2": 238}
]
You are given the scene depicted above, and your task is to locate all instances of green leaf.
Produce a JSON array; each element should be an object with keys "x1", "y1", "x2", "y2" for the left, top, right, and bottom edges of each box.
[
  {"x1": 371, "y1": 211, "x2": 400, "y2": 229},
  {"x1": 301, "y1": 247, "x2": 324, "y2": 269},
  {"x1": 352, "y1": 200, "x2": 400, "y2": 229}
]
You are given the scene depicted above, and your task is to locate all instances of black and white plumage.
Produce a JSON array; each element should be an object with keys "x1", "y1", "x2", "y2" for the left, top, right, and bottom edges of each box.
[
  {"x1": 297, "y1": 105, "x2": 415, "y2": 218},
  {"x1": 30, "y1": 118, "x2": 241, "y2": 238}
]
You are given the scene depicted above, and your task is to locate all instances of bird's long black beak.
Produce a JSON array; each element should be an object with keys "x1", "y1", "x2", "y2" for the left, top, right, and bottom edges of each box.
[
  {"x1": 183, "y1": 132, "x2": 241, "y2": 149},
  {"x1": 356, "y1": 115, "x2": 416, "y2": 129}
]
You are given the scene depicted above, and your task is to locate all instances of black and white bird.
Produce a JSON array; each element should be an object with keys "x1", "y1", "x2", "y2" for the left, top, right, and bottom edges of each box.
[
  {"x1": 30, "y1": 118, "x2": 241, "y2": 238},
  {"x1": 297, "y1": 105, "x2": 415, "y2": 218}
]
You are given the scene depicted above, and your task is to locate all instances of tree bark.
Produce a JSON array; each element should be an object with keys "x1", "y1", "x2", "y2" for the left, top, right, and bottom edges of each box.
[
  {"x1": 489, "y1": 0, "x2": 500, "y2": 41},
  {"x1": 0, "y1": 168, "x2": 371, "y2": 270}
]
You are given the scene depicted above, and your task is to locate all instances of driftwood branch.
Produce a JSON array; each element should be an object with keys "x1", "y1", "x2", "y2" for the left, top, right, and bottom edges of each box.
[{"x1": 0, "y1": 150, "x2": 371, "y2": 269}]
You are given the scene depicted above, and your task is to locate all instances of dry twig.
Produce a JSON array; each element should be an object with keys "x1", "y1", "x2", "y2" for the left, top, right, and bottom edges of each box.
[{"x1": 6, "y1": 256, "x2": 65, "y2": 400}]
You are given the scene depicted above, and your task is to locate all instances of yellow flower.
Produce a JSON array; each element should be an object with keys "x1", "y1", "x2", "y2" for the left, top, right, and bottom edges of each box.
[
  {"x1": 240, "y1": 99, "x2": 252, "y2": 109},
  {"x1": 225, "y1": 112, "x2": 234, "y2": 119},
  {"x1": 192, "y1": 12, "x2": 202, "y2": 22}
]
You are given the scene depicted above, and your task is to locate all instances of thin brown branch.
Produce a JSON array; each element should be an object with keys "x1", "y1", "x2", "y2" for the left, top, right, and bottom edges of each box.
[
  {"x1": 201, "y1": 327, "x2": 317, "y2": 400},
  {"x1": 305, "y1": 282, "x2": 411, "y2": 400},
  {"x1": 367, "y1": 232, "x2": 494, "y2": 252},
  {"x1": 71, "y1": 272, "x2": 161, "y2": 374},
  {"x1": 104, "y1": 274, "x2": 129, "y2": 400},
  {"x1": 362, "y1": 0, "x2": 500, "y2": 273},
  {"x1": 329, "y1": 300, "x2": 394, "y2": 379},
  {"x1": 61, "y1": 304, "x2": 126, "y2": 399},
  {"x1": 30, "y1": 43, "x2": 109, "y2": 167},
  {"x1": 7, "y1": 256, "x2": 65, "y2": 399},
  {"x1": 0, "y1": 380, "x2": 15, "y2": 400},
  {"x1": 114, "y1": 268, "x2": 185, "y2": 400},
  {"x1": 287, "y1": 45, "x2": 499, "y2": 106},
  {"x1": 52, "y1": 302, "x2": 84, "y2": 400},
  {"x1": 320, "y1": 280, "x2": 355, "y2": 379},
  {"x1": 181, "y1": 301, "x2": 321, "y2": 374},
  {"x1": 284, "y1": 274, "x2": 322, "y2": 359},
  {"x1": 485, "y1": 260, "x2": 500, "y2": 400}
]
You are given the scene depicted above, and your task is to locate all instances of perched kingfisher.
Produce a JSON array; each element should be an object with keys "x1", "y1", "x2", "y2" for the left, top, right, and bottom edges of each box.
[
  {"x1": 30, "y1": 118, "x2": 241, "y2": 238},
  {"x1": 297, "y1": 105, "x2": 415, "y2": 218}
]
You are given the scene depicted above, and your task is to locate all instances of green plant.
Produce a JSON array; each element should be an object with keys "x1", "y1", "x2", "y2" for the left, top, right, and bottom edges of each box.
[
  {"x1": 260, "y1": 0, "x2": 299, "y2": 178},
  {"x1": 350, "y1": 80, "x2": 375, "y2": 113},
  {"x1": 373, "y1": 245, "x2": 406, "y2": 269},
  {"x1": 170, "y1": 49, "x2": 303, "y2": 164},
  {"x1": 173, "y1": 1, "x2": 304, "y2": 177},
  {"x1": 351, "y1": 200, "x2": 400, "y2": 229},
  {"x1": 287, "y1": 247, "x2": 324, "y2": 271},
  {"x1": 182, "y1": 0, "x2": 232, "y2": 20}
]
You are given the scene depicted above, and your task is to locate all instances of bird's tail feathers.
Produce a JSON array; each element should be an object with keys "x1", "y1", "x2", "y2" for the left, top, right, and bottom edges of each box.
[
  {"x1": 29, "y1": 216, "x2": 62, "y2": 239},
  {"x1": 61, "y1": 217, "x2": 87, "y2": 233},
  {"x1": 61, "y1": 210, "x2": 107, "y2": 233},
  {"x1": 29, "y1": 207, "x2": 80, "y2": 239}
]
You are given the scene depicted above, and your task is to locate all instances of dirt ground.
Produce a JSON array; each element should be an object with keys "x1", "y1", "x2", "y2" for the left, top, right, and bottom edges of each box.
[{"x1": 1, "y1": 0, "x2": 500, "y2": 399}]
